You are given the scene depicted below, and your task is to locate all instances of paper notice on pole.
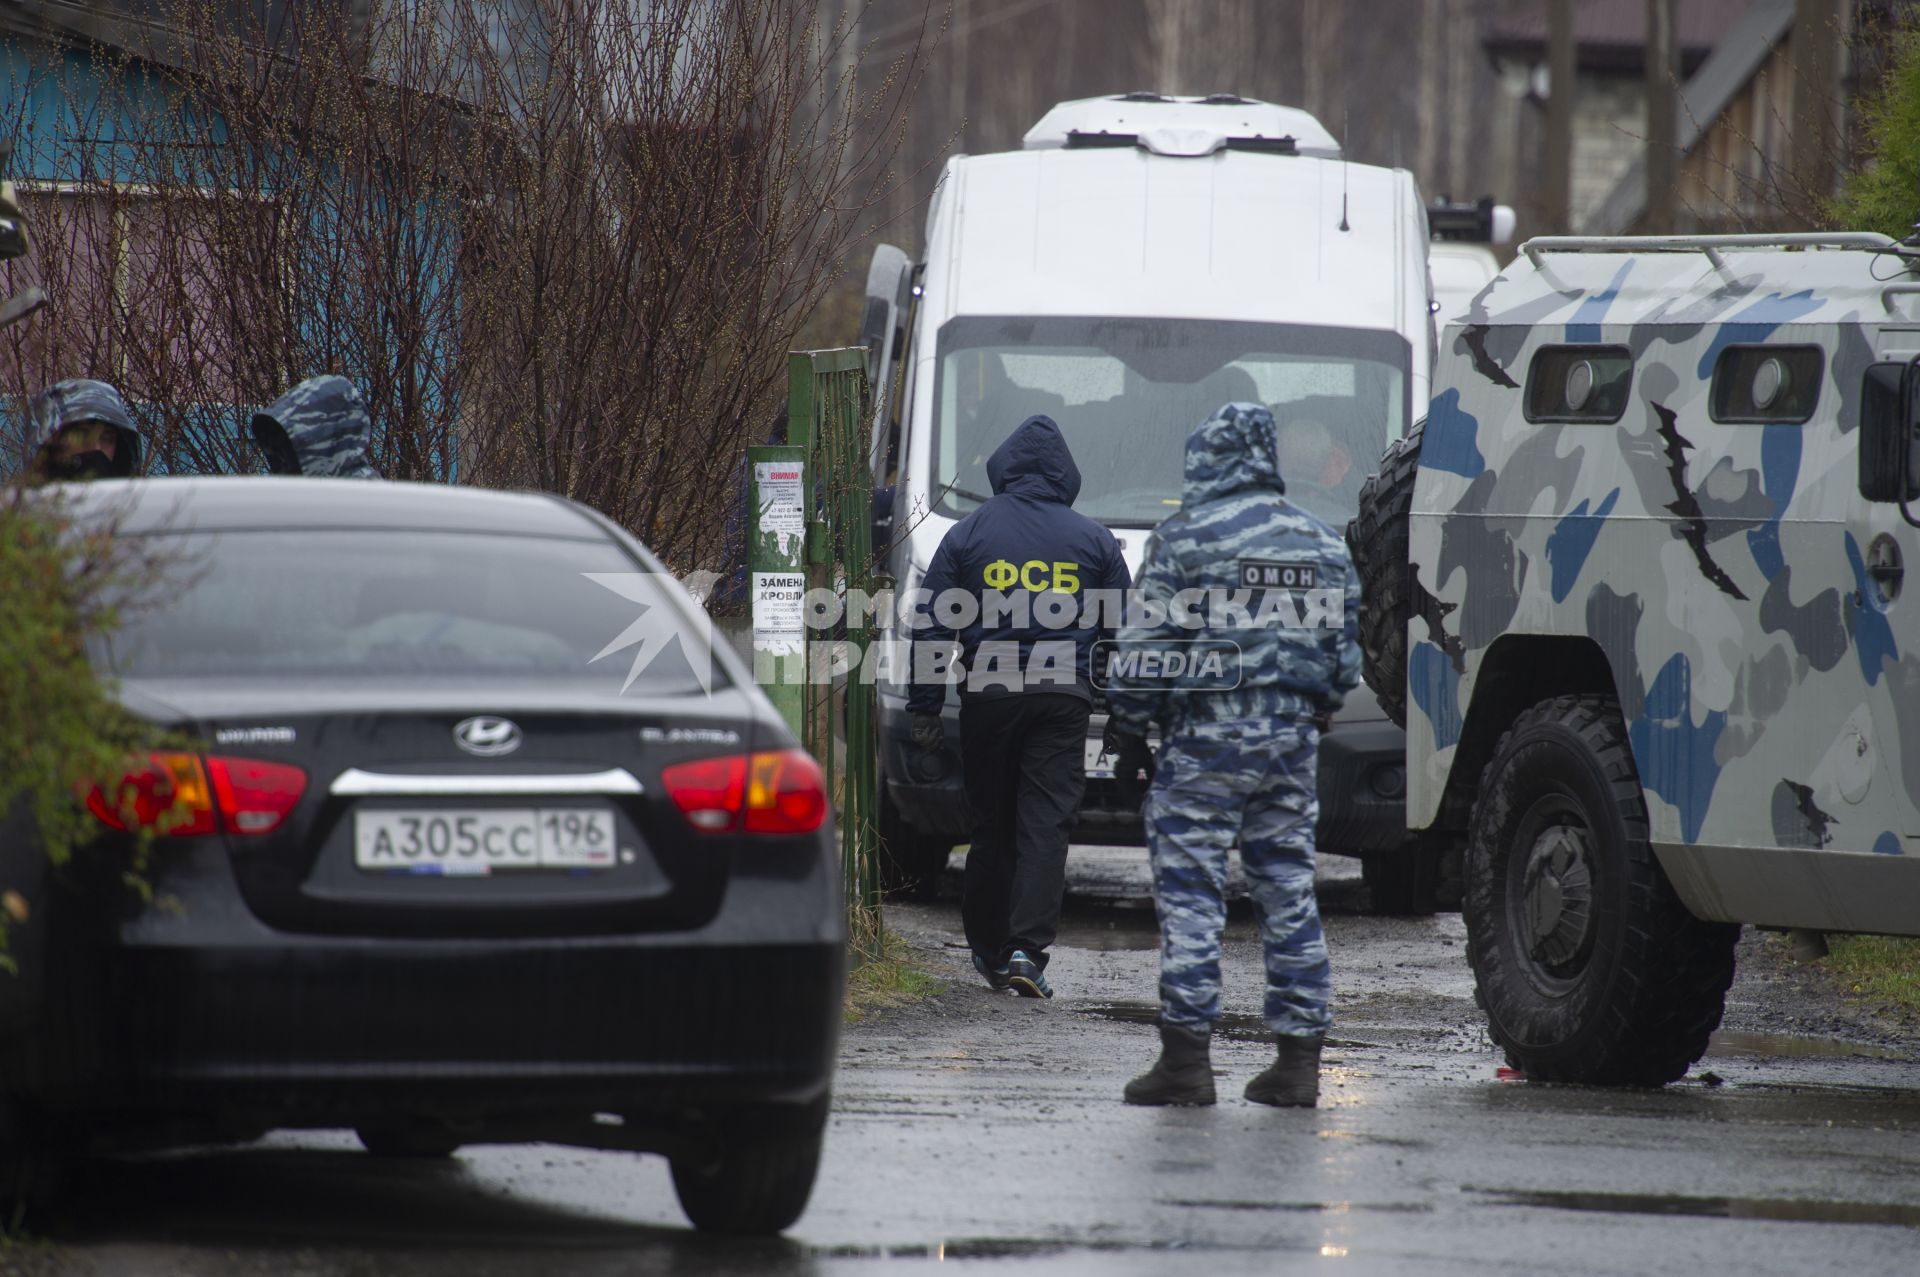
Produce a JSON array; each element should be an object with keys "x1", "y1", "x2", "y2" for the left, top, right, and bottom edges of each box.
[
  {"x1": 754, "y1": 461, "x2": 806, "y2": 558},
  {"x1": 752, "y1": 571, "x2": 807, "y2": 653}
]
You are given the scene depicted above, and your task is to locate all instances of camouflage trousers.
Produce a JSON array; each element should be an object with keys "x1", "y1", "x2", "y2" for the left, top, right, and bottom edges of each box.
[{"x1": 1143, "y1": 716, "x2": 1332, "y2": 1038}]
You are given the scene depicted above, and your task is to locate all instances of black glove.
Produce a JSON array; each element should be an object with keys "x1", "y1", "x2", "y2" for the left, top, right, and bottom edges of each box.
[
  {"x1": 1103, "y1": 722, "x2": 1155, "y2": 808},
  {"x1": 1313, "y1": 709, "x2": 1334, "y2": 734},
  {"x1": 910, "y1": 713, "x2": 944, "y2": 754}
]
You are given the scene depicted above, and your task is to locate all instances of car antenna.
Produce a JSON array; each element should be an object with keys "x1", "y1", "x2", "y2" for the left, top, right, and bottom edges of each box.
[{"x1": 1338, "y1": 107, "x2": 1351, "y2": 233}]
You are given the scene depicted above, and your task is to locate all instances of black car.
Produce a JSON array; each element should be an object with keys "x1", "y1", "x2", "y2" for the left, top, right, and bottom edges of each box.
[{"x1": 3, "y1": 477, "x2": 844, "y2": 1235}]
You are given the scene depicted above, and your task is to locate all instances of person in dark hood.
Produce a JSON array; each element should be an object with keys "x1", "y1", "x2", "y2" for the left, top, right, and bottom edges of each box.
[
  {"x1": 250, "y1": 375, "x2": 381, "y2": 479},
  {"x1": 1105, "y1": 403, "x2": 1360, "y2": 1109},
  {"x1": 23, "y1": 379, "x2": 142, "y2": 482},
  {"x1": 908, "y1": 414, "x2": 1131, "y2": 998}
]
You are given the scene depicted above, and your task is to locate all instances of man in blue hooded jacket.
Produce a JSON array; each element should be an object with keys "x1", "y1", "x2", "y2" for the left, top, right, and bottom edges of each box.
[{"x1": 908, "y1": 414, "x2": 1130, "y2": 998}]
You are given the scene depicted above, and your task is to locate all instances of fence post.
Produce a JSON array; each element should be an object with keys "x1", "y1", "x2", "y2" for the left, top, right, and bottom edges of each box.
[{"x1": 785, "y1": 347, "x2": 882, "y2": 962}]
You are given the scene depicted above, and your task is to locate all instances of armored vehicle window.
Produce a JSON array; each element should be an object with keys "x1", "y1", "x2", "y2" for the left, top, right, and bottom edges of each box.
[
  {"x1": 1709, "y1": 346, "x2": 1823, "y2": 423},
  {"x1": 1524, "y1": 347, "x2": 1632, "y2": 423}
]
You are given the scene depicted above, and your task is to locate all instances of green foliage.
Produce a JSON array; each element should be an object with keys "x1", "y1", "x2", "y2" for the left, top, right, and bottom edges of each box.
[
  {"x1": 843, "y1": 929, "x2": 942, "y2": 1024},
  {"x1": 0, "y1": 491, "x2": 156, "y2": 922},
  {"x1": 1821, "y1": 935, "x2": 1920, "y2": 1016},
  {"x1": 1832, "y1": 27, "x2": 1920, "y2": 236}
]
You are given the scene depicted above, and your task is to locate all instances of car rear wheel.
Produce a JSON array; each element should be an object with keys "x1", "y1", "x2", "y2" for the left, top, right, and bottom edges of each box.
[
  {"x1": 0, "y1": 1099, "x2": 75, "y2": 1219},
  {"x1": 670, "y1": 1126, "x2": 824, "y2": 1236},
  {"x1": 356, "y1": 1121, "x2": 462, "y2": 1158},
  {"x1": 1465, "y1": 694, "x2": 1738, "y2": 1086}
]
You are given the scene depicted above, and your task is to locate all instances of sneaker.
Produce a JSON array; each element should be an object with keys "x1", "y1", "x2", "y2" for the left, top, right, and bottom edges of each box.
[
  {"x1": 972, "y1": 953, "x2": 1011, "y2": 991},
  {"x1": 1007, "y1": 950, "x2": 1053, "y2": 999}
]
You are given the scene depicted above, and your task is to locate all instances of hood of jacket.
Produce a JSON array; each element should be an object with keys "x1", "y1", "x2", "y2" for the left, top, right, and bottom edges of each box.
[
  {"x1": 251, "y1": 375, "x2": 381, "y2": 479},
  {"x1": 1183, "y1": 401, "x2": 1284, "y2": 506},
  {"x1": 26, "y1": 378, "x2": 142, "y2": 477},
  {"x1": 985, "y1": 414, "x2": 1080, "y2": 504}
]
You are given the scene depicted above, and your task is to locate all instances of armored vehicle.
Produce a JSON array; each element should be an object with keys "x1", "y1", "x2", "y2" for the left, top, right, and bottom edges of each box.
[{"x1": 1353, "y1": 232, "x2": 1920, "y2": 1085}]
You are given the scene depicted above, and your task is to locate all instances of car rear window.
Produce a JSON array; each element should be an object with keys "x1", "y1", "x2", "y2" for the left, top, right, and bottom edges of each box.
[{"x1": 100, "y1": 529, "x2": 724, "y2": 691}]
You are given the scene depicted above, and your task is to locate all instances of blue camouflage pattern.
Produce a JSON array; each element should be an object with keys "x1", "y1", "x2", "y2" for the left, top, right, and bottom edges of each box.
[
  {"x1": 1106, "y1": 402, "x2": 1362, "y2": 735},
  {"x1": 1113, "y1": 402, "x2": 1354, "y2": 1039},
  {"x1": 251, "y1": 375, "x2": 381, "y2": 479},
  {"x1": 1404, "y1": 237, "x2": 1920, "y2": 936},
  {"x1": 1146, "y1": 718, "x2": 1332, "y2": 1036},
  {"x1": 26, "y1": 378, "x2": 142, "y2": 476}
]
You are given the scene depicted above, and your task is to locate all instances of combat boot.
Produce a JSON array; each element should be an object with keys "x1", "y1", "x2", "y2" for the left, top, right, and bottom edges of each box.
[
  {"x1": 1122, "y1": 1023, "x2": 1216, "y2": 1106},
  {"x1": 1244, "y1": 1033, "x2": 1322, "y2": 1107}
]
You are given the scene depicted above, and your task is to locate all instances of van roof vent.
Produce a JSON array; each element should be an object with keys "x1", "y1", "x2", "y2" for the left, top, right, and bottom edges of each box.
[
  {"x1": 1064, "y1": 129, "x2": 1300, "y2": 158},
  {"x1": 1025, "y1": 94, "x2": 1340, "y2": 158}
]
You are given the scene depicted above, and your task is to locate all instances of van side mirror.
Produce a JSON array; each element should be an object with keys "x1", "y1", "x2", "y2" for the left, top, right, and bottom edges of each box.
[{"x1": 1859, "y1": 360, "x2": 1920, "y2": 503}]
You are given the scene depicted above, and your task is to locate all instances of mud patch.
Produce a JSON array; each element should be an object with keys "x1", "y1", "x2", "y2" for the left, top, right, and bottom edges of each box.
[{"x1": 1479, "y1": 1187, "x2": 1920, "y2": 1229}]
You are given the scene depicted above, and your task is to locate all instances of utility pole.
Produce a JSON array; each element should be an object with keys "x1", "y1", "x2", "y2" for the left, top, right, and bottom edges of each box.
[
  {"x1": 1645, "y1": 0, "x2": 1679, "y2": 233},
  {"x1": 1791, "y1": 0, "x2": 1840, "y2": 211},
  {"x1": 1544, "y1": 0, "x2": 1575, "y2": 232}
]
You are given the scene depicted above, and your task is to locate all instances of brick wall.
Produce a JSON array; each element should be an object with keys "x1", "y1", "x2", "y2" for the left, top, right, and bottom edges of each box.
[{"x1": 1571, "y1": 73, "x2": 1647, "y2": 232}]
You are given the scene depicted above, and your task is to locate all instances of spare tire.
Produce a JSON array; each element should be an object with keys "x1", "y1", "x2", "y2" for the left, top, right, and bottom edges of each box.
[{"x1": 1346, "y1": 421, "x2": 1422, "y2": 728}]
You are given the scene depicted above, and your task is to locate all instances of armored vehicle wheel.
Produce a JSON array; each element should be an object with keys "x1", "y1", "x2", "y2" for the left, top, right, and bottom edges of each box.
[
  {"x1": 1465, "y1": 695, "x2": 1739, "y2": 1086},
  {"x1": 671, "y1": 1125, "x2": 823, "y2": 1235},
  {"x1": 877, "y1": 788, "x2": 952, "y2": 897},
  {"x1": 1347, "y1": 421, "x2": 1422, "y2": 727}
]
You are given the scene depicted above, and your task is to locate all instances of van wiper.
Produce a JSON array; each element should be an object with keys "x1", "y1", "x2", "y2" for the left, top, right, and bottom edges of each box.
[{"x1": 940, "y1": 482, "x2": 990, "y2": 505}]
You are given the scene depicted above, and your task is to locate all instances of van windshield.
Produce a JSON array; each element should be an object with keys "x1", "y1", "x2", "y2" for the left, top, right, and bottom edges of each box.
[{"x1": 930, "y1": 317, "x2": 1408, "y2": 527}]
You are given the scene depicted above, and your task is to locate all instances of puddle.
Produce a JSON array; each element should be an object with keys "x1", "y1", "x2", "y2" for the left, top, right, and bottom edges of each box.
[
  {"x1": 817, "y1": 1237, "x2": 1268, "y2": 1260},
  {"x1": 1480, "y1": 1188, "x2": 1920, "y2": 1229},
  {"x1": 1158, "y1": 1199, "x2": 1431, "y2": 1215},
  {"x1": 1075, "y1": 1002, "x2": 1377, "y2": 1049},
  {"x1": 1707, "y1": 1030, "x2": 1908, "y2": 1061}
]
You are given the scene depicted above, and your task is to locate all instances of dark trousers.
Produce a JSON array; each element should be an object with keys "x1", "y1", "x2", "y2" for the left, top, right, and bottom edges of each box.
[{"x1": 958, "y1": 692, "x2": 1089, "y2": 970}]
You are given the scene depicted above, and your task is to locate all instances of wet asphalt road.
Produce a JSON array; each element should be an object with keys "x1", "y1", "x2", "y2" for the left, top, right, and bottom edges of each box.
[{"x1": 28, "y1": 850, "x2": 1920, "y2": 1276}]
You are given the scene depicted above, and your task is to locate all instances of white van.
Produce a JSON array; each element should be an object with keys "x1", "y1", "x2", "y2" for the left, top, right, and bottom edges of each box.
[{"x1": 864, "y1": 93, "x2": 1436, "y2": 902}]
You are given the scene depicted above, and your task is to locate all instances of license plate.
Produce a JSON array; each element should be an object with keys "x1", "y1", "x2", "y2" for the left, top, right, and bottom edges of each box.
[
  {"x1": 1085, "y1": 733, "x2": 1157, "y2": 779},
  {"x1": 354, "y1": 808, "x2": 616, "y2": 874}
]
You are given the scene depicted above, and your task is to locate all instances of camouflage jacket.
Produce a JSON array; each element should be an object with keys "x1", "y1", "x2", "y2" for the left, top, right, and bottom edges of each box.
[
  {"x1": 1107, "y1": 403, "x2": 1361, "y2": 734},
  {"x1": 251, "y1": 376, "x2": 381, "y2": 479},
  {"x1": 25, "y1": 378, "x2": 143, "y2": 479}
]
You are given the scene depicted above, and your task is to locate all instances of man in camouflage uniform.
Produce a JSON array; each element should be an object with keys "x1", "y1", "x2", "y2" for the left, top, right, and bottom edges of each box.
[
  {"x1": 22, "y1": 379, "x2": 142, "y2": 483},
  {"x1": 1106, "y1": 402, "x2": 1360, "y2": 1107},
  {"x1": 250, "y1": 375, "x2": 382, "y2": 479}
]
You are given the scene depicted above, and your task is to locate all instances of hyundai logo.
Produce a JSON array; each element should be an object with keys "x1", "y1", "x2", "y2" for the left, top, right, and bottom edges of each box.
[{"x1": 454, "y1": 716, "x2": 522, "y2": 757}]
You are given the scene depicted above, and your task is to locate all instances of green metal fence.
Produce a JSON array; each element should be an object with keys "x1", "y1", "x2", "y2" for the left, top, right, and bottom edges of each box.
[{"x1": 757, "y1": 348, "x2": 881, "y2": 961}]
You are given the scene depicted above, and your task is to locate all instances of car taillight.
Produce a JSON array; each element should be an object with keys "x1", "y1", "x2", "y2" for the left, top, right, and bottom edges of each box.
[
  {"x1": 745, "y1": 749, "x2": 828, "y2": 834},
  {"x1": 661, "y1": 749, "x2": 828, "y2": 835},
  {"x1": 206, "y1": 756, "x2": 308, "y2": 835},
  {"x1": 86, "y1": 753, "x2": 306, "y2": 838},
  {"x1": 86, "y1": 752, "x2": 216, "y2": 836},
  {"x1": 660, "y1": 755, "x2": 747, "y2": 831}
]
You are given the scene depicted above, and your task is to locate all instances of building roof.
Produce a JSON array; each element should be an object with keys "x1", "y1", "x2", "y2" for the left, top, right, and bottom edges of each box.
[{"x1": 1484, "y1": 0, "x2": 1753, "y2": 73}]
